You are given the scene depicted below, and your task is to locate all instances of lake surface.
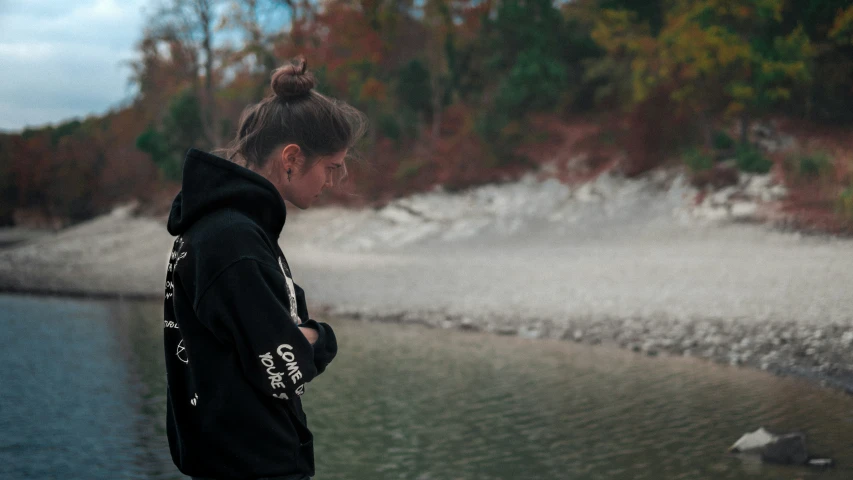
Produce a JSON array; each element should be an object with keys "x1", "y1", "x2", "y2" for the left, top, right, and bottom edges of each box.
[{"x1": 2, "y1": 293, "x2": 853, "y2": 479}]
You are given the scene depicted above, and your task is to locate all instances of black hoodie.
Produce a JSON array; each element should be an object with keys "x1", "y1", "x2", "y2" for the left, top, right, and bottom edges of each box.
[{"x1": 163, "y1": 148, "x2": 337, "y2": 480}]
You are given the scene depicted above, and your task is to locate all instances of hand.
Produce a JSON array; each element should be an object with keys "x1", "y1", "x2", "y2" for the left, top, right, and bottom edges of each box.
[{"x1": 299, "y1": 326, "x2": 319, "y2": 345}]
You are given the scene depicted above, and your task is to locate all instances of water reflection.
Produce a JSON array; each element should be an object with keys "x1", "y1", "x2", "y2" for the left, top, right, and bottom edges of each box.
[
  {"x1": 307, "y1": 318, "x2": 853, "y2": 479},
  {"x1": 0, "y1": 295, "x2": 168, "y2": 479},
  {"x1": 2, "y1": 294, "x2": 853, "y2": 479}
]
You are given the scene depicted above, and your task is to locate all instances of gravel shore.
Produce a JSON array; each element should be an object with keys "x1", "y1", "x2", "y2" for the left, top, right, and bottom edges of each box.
[{"x1": 2, "y1": 172, "x2": 852, "y2": 391}]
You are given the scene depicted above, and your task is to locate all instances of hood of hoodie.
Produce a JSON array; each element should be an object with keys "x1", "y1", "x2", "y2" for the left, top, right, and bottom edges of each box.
[{"x1": 166, "y1": 148, "x2": 287, "y2": 238}]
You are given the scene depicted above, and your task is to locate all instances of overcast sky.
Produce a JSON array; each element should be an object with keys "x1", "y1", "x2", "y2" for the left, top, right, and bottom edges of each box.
[{"x1": 0, "y1": 0, "x2": 150, "y2": 132}]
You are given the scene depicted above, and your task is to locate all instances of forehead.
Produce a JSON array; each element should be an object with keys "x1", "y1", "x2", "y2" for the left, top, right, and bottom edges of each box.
[{"x1": 322, "y1": 150, "x2": 348, "y2": 165}]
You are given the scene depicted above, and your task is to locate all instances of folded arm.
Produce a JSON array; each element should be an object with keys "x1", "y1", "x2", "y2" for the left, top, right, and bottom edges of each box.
[
  {"x1": 294, "y1": 282, "x2": 338, "y2": 375},
  {"x1": 196, "y1": 258, "x2": 319, "y2": 400}
]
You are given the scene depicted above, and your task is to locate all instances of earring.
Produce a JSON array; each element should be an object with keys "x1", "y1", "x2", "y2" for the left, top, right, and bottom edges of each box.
[{"x1": 287, "y1": 168, "x2": 292, "y2": 182}]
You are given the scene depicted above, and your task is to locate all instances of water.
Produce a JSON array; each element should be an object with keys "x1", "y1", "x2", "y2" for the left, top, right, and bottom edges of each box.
[{"x1": 2, "y1": 294, "x2": 853, "y2": 479}]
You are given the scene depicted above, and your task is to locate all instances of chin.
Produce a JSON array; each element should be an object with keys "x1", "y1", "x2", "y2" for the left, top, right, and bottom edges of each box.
[
  {"x1": 285, "y1": 199, "x2": 310, "y2": 210},
  {"x1": 285, "y1": 194, "x2": 318, "y2": 210}
]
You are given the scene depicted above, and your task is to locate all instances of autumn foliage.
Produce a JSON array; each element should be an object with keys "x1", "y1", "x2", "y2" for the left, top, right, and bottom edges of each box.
[{"x1": 1, "y1": 0, "x2": 852, "y2": 229}]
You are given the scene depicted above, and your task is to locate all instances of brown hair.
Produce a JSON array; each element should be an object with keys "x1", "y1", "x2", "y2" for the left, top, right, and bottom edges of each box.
[{"x1": 224, "y1": 56, "x2": 368, "y2": 181}]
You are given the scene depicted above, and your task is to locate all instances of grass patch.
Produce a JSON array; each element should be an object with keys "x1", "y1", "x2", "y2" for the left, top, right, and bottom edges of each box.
[
  {"x1": 394, "y1": 158, "x2": 428, "y2": 181},
  {"x1": 683, "y1": 148, "x2": 714, "y2": 172},
  {"x1": 784, "y1": 151, "x2": 834, "y2": 180},
  {"x1": 839, "y1": 185, "x2": 853, "y2": 221},
  {"x1": 735, "y1": 143, "x2": 773, "y2": 174},
  {"x1": 378, "y1": 114, "x2": 402, "y2": 143},
  {"x1": 712, "y1": 130, "x2": 735, "y2": 150}
]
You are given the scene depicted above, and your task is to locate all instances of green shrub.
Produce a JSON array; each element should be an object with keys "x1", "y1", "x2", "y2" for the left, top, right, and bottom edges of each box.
[
  {"x1": 394, "y1": 158, "x2": 427, "y2": 181},
  {"x1": 712, "y1": 130, "x2": 735, "y2": 150},
  {"x1": 839, "y1": 185, "x2": 853, "y2": 221},
  {"x1": 136, "y1": 126, "x2": 181, "y2": 181},
  {"x1": 735, "y1": 143, "x2": 772, "y2": 173},
  {"x1": 395, "y1": 60, "x2": 432, "y2": 114},
  {"x1": 135, "y1": 90, "x2": 206, "y2": 181},
  {"x1": 683, "y1": 148, "x2": 714, "y2": 172},
  {"x1": 50, "y1": 120, "x2": 83, "y2": 146},
  {"x1": 796, "y1": 152, "x2": 833, "y2": 178},
  {"x1": 377, "y1": 114, "x2": 402, "y2": 142},
  {"x1": 494, "y1": 50, "x2": 569, "y2": 117},
  {"x1": 598, "y1": 129, "x2": 618, "y2": 146},
  {"x1": 475, "y1": 110, "x2": 519, "y2": 165}
]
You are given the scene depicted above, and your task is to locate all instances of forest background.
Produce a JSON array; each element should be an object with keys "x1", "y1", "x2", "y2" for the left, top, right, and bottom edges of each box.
[{"x1": 2, "y1": 0, "x2": 853, "y2": 232}]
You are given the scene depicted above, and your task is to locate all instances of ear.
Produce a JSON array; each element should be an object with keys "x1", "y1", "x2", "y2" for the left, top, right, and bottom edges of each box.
[{"x1": 279, "y1": 144, "x2": 304, "y2": 171}]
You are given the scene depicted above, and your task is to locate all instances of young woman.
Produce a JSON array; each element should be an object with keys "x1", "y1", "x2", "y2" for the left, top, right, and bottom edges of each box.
[{"x1": 162, "y1": 57, "x2": 368, "y2": 480}]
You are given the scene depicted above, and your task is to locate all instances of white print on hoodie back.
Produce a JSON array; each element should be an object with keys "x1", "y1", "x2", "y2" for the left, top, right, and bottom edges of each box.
[
  {"x1": 164, "y1": 236, "x2": 189, "y2": 363},
  {"x1": 163, "y1": 236, "x2": 198, "y2": 405},
  {"x1": 278, "y1": 257, "x2": 301, "y2": 325},
  {"x1": 165, "y1": 236, "x2": 187, "y2": 301}
]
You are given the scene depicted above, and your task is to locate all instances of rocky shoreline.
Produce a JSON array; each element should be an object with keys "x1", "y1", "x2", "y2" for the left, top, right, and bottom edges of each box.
[
  {"x1": 327, "y1": 307, "x2": 853, "y2": 394},
  {"x1": 6, "y1": 279, "x2": 853, "y2": 394},
  {"x1": 2, "y1": 169, "x2": 852, "y2": 393}
]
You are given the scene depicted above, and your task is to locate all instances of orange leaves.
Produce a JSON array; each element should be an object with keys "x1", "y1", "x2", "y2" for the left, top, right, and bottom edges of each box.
[
  {"x1": 456, "y1": 1, "x2": 491, "y2": 43},
  {"x1": 736, "y1": 6, "x2": 752, "y2": 19},
  {"x1": 359, "y1": 77, "x2": 388, "y2": 103},
  {"x1": 302, "y1": 2, "x2": 383, "y2": 63},
  {"x1": 591, "y1": 9, "x2": 649, "y2": 56},
  {"x1": 829, "y1": 5, "x2": 853, "y2": 45},
  {"x1": 283, "y1": 2, "x2": 384, "y2": 101},
  {"x1": 695, "y1": 0, "x2": 781, "y2": 23},
  {"x1": 591, "y1": 0, "x2": 811, "y2": 119}
]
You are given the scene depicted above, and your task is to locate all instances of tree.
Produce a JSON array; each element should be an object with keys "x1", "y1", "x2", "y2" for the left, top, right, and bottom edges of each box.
[
  {"x1": 775, "y1": 1, "x2": 853, "y2": 124},
  {"x1": 464, "y1": 0, "x2": 575, "y2": 159},
  {"x1": 282, "y1": 1, "x2": 386, "y2": 103},
  {"x1": 829, "y1": 4, "x2": 853, "y2": 44},
  {"x1": 597, "y1": 0, "x2": 666, "y2": 34},
  {"x1": 0, "y1": 137, "x2": 17, "y2": 225},
  {"x1": 49, "y1": 135, "x2": 105, "y2": 221},
  {"x1": 396, "y1": 59, "x2": 433, "y2": 114},
  {"x1": 593, "y1": 0, "x2": 814, "y2": 146},
  {"x1": 147, "y1": 0, "x2": 223, "y2": 146},
  {"x1": 422, "y1": 0, "x2": 454, "y2": 142},
  {"x1": 219, "y1": 0, "x2": 320, "y2": 95},
  {"x1": 136, "y1": 90, "x2": 206, "y2": 181}
]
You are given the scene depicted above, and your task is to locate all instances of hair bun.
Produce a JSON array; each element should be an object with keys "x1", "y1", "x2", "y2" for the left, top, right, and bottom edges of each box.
[{"x1": 271, "y1": 56, "x2": 315, "y2": 100}]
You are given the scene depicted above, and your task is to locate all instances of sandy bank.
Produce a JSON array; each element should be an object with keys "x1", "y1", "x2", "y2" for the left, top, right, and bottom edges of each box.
[{"x1": 1, "y1": 172, "x2": 852, "y2": 390}]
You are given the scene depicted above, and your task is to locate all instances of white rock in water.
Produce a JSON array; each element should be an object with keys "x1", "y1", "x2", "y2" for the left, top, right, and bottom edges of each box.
[
  {"x1": 730, "y1": 427, "x2": 776, "y2": 452},
  {"x1": 729, "y1": 427, "x2": 831, "y2": 467}
]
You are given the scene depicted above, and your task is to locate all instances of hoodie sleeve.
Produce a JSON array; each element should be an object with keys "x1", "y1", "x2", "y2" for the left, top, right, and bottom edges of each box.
[
  {"x1": 194, "y1": 258, "x2": 318, "y2": 401},
  {"x1": 293, "y1": 282, "x2": 338, "y2": 376}
]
